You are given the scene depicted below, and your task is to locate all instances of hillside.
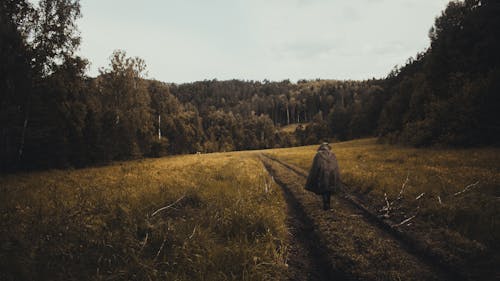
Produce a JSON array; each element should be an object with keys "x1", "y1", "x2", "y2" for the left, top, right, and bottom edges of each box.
[
  {"x1": 2, "y1": 0, "x2": 500, "y2": 280},
  {"x1": 2, "y1": 0, "x2": 499, "y2": 172},
  {"x1": 1, "y1": 139, "x2": 498, "y2": 280}
]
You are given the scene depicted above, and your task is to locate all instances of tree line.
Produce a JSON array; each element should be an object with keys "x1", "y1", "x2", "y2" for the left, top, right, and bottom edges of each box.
[
  {"x1": 378, "y1": 0, "x2": 500, "y2": 146},
  {"x1": 1, "y1": 0, "x2": 498, "y2": 172}
]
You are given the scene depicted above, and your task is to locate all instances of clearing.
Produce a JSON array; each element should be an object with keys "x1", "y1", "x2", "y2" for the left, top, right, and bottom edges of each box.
[
  {"x1": 264, "y1": 138, "x2": 500, "y2": 281},
  {"x1": 1, "y1": 138, "x2": 498, "y2": 280}
]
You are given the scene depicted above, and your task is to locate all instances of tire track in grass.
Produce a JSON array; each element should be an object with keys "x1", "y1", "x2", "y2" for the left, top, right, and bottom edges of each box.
[
  {"x1": 261, "y1": 154, "x2": 455, "y2": 281},
  {"x1": 261, "y1": 157, "x2": 353, "y2": 281}
]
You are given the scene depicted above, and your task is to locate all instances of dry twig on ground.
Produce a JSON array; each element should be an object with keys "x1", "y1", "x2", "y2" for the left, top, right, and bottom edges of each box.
[
  {"x1": 154, "y1": 236, "x2": 168, "y2": 261},
  {"x1": 415, "y1": 193, "x2": 425, "y2": 200},
  {"x1": 453, "y1": 181, "x2": 480, "y2": 197},
  {"x1": 395, "y1": 215, "x2": 417, "y2": 227},
  {"x1": 151, "y1": 194, "x2": 186, "y2": 217},
  {"x1": 397, "y1": 172, "x2": 410, "y2": 200}
]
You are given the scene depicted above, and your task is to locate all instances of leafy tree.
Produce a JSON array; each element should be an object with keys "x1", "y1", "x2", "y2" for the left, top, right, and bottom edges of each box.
[
  {"x1": 97, "y1": 50, "x2": 153, "y2": 159},
  {"x1": 0, "y1": 0, "x2": 33, "y2": 170},
  {"x1": 0, "y1": 0, "x2": 84, "y2": 170},
  {"x1": 379, "y1": 0, "x2": 500, "y2": 146}
]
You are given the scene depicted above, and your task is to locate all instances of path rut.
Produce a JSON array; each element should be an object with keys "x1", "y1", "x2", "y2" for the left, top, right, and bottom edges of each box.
[{"x1": 261, "y1": 154, "x2": 455, "y2": 281}]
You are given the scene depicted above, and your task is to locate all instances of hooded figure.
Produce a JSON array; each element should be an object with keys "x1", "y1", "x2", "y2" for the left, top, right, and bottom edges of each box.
[{"x1": 305, "y1": 143, "x2": 341, "y2": 210}]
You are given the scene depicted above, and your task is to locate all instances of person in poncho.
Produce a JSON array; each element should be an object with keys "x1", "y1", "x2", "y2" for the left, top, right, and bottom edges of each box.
[{"x1": 305, "y1": 142, "x2": 341, "y2": 210}]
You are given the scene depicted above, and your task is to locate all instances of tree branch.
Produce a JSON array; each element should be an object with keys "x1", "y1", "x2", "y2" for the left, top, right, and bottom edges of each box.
[
  {"x1": 151, "y1": 194, "x2": 186, "y2": 217},
  {"x1": 453, "y1": 181, "x2": 480, "y2": 196}
]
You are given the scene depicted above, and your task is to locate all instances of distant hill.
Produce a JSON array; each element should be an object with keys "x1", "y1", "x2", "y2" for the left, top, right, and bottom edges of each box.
[{"x1": 2, "y1": 0, "x2": 499, "y2": 172}]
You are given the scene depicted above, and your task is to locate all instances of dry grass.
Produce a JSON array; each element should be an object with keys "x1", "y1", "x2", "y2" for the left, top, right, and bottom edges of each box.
[
  {"x1": 266, "y1": 138, "x2": 500, "y2": 273},
  {"x1": 279, "y1": 124, "x2": 301, "y2": 133},
  {"x1": 262, "y1": 157, "x2": 443, "y2": 281},
  {"x1": 2, "y1": 138, "x2": 499, "y2": 280},
  {"x1": 0, "y1": 152, "x2": 288, "y2": 281}
]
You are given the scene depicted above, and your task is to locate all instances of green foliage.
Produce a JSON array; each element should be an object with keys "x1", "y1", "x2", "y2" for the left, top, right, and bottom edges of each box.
[
  {"x1": 379, "y1": 0, "x2": 500, "y2": 146},
  {"x1": 0, "y1": 0, "x2": 391, "y2": 171},
  {"x1": 29, "y1": 0, "x2": 82, "y2": 76},
  {"x1": 0, "y1": 0, "x2": 87, "y2": 171},
  {"x1": 97, "y1": 50, "x2": 153, "y2": 160},
  {"x1": 2, "y1": 0, "x2": 500, "y2": 172},
  {"x1": 0, "y1": 0, "x2": 33, "y2": 171}
]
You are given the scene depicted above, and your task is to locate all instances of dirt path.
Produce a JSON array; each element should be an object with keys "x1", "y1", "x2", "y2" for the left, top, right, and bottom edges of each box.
[
  {"x1": 261, "y1": 155, "x2": 454, "y2": 281},
  {"x1": 272, "y1": 161, "x2": 352, "y2": 281}
]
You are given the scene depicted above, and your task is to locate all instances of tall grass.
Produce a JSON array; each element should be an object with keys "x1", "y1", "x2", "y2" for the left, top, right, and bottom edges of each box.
[
  {"x1": 0, "y1": 152, "x2": 288, "y2": 281},
  {"x1": 266, "y1": 138, "x2": 500, "y2": 254}
]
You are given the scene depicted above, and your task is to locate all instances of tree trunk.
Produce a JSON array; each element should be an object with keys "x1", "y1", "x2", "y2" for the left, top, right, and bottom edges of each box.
[
  {"x1": 286, "y1": 104, "x2": 290, "y2": 125},
  {"x1": 158, "y1": 114, "x2": 161, "y2": 140},
  {"x1": 18, "y1": 96, "x2": 31, "y2": 161}
]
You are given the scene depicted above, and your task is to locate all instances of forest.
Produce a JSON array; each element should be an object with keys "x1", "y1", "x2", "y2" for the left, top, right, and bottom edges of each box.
[{"x1": 1, "y1": 0, "x2": 499, "y2": 172}]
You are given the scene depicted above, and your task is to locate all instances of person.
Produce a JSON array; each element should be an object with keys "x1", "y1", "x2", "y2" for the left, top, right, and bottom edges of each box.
[{"x1": 305, "y1": 142, "x2": 341, "y2": 210}]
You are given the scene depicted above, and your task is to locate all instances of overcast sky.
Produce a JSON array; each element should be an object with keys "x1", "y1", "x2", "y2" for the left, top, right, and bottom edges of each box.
[{"x1": 77, "y1": 0, "x2": 450, "y2": 83}]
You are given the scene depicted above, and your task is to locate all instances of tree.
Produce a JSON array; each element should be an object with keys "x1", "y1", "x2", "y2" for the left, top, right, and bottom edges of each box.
[
  {"x1": 97, "y1": 50, "x2": 153, "y2": 159},
  {"x1": 0, "y1": 0, "x2": 33, "y2": 170},
  {"x1": 0, "y1": 0, "x2": 85, "y2": 170},
  {"x1": 379, "y1": 0, "x2": 500, "y2": 146}
]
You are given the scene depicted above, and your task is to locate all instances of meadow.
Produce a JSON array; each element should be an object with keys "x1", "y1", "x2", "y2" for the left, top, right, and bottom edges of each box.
[
  {"x1": 1, "y1": 138, "x2": 499, "y2": 280},
  {"x1": 266, "y1": 138, "x2": 500, "y2": 276},
  {"x1": 0, "y1": 152, "x2": 287, "y2": 281}
]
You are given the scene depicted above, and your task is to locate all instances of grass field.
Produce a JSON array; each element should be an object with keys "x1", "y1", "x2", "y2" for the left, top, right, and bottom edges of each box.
[
  {"x1": 1, "y1": 138, "x2": 499, "y2": 280},
  {"x1": 266, "y1": 138, "x2": 500, "y2": 273},
  {"x1": 279, "y1": 123, "x2": 302, "y2": 133},
  {"x1": 0, "y1": 152, "x2": 287, "y2": 281}
]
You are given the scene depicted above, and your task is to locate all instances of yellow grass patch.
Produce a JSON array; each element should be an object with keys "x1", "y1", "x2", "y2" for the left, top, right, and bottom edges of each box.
[
  {"x1": 279, "y1": 123, "x2": 302, "y2": 133},
  {"x1": 265, "y1": 138, "x2": 500, "y2": 249},
  {"x1": 0, "y1": 152, "x2": 288, "y2": 280}
]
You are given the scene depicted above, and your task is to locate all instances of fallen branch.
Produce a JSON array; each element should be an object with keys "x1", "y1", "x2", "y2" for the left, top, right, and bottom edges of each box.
[
  {"x1": 397, "y1": 172, "x2": 410, "y2": 200},
  {"x1": 188, "y1": 225, "x2": 197, "y2": 239},
  {"x1": 416, "y1": 193, "x2": 425, "y2": 200},
  {"x1": 437, "y1": 196, "x2": 442, "y2": 205},
  {"x1": 151, "y1": 195, "x2": 186, "y2": 217},
  {"x1": 384, "y1": 192, "x2": 391, "y2": 210},
  {"x1": 381, "y1": 173, "x2": 410, "y2": 216},
  {"x1": 395, "y1": 215, "x2": 417, "y2": 227},
  {"x1": 139, "y1": 232, "x2": 149, "y2": 252},
  {"x1": 154, "y1": 236, "x2": 167, "y2": 261},
  {"x1": 453, "y1": 181, "x2": 480, "y2": 197}
]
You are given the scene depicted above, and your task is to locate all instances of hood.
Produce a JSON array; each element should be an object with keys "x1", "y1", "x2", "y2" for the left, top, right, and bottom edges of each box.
[{"x1": 318, "y1": 143, "x2": 331, "y2": 152}]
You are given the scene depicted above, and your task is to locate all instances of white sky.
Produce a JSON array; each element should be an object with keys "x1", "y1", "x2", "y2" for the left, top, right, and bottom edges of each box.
[{"x1": 77, "y1": 0, "x2": 451, "y2": 83}]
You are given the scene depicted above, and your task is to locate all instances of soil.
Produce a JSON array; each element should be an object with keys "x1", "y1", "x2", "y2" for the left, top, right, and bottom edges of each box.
[
  {"x1": 261, "y1": 154, "x2": 460, "y2": 281},
  {"x1": 275, "y1": 165, "x2": 352, "y2": 281}
]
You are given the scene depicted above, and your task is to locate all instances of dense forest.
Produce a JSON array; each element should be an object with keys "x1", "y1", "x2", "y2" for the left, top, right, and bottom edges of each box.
[
  {"x1": 1, "y1": 0, "x2": 499, "y2": 172},
  {"x1": 378, "y1": 0, "x2": 500, "y2": 146}
]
